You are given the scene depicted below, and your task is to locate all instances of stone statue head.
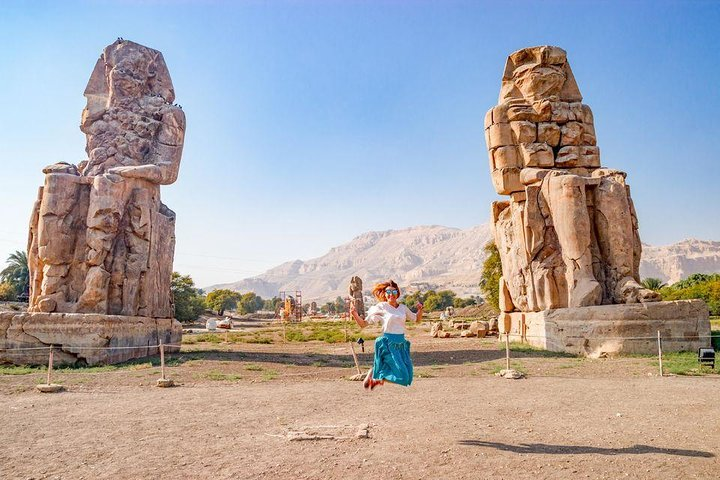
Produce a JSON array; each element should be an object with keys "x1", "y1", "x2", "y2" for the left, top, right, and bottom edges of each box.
[
  {"x1": 499, "y1": 46, "x2": 582, "y2": 105},
  {"x1": 82, "y1": 40, "x2": 175, "y2": 131}
]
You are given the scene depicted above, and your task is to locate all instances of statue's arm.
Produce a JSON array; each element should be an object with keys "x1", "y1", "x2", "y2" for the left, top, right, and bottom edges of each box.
[{"x1": 108, "y1": 107, "x2": 186, "y2": 185}]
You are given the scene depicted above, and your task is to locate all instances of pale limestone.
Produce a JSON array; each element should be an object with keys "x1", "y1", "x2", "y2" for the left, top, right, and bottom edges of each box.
[
  {"x1": 0, "y1": 312, "x2": 181, "y2": 366},
  {"x1": 28, "y1": 39, "x2": 184, "y2": 318},
  {"x1": 14, "y1": 39, "x2": 185, "y2": 366},
  {"x1": 499, "y1": 300, "x2": 710, "y2": 357},
  {"x1": 481, "y1": 46, "x2": 708, "y2": 355},
  {"x1": 486, "y1": 46, "x2": 660, "y2": 312}
]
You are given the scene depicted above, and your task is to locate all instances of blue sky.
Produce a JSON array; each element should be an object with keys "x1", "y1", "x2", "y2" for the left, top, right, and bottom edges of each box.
[{"x1": 1, "y1": 0, "x2": 718, "y2": 288}]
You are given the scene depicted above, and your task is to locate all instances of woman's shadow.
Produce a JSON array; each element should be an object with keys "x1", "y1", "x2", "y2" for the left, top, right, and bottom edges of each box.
[{"x1": 458, "y1": 440, "x2": 714, "y2": 458}]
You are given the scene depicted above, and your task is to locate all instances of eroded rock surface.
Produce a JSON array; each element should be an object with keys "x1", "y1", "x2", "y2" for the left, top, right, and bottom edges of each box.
[
  {"x1": 486, "y1": 46, "x2": 659, "y2": 312},
  {"x1": 28, "y1": 39, "x2": 185, "y2": 318}
]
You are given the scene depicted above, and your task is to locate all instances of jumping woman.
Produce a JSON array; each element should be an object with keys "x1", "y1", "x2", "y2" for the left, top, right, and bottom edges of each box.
[{"x1": 349, "y1": 280, "x2": 423, "y2": 390}]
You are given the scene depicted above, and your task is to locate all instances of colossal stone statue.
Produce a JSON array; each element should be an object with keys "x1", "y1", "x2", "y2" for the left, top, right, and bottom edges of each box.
[
  {"x1": 27, "y1": 39, "x2": 185, "y2": 318},
  {"x1": 485, "y1": 45, "x2": 659, "y2": 313},
  {"x1": 485, "y1": 46, "x2": 709, "y2": 356},
  {"x1": 0, "y1": 40, "x2": 184, "y2": 366}
]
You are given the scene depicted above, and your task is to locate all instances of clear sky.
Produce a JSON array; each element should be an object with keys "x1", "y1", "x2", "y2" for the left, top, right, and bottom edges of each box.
[{"x1": 1, "y1": 0, "x2": 718, "y2": 289}]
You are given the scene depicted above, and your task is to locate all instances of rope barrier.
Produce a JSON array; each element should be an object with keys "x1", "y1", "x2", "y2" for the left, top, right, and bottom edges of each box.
[{"x1": 0, "y1": 331, "x2": 715, "y2": 354}]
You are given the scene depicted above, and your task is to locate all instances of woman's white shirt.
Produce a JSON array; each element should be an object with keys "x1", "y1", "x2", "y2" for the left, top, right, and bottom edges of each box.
[{"x1": 364, "y1": 302, "x2": 416, "y2": 334}]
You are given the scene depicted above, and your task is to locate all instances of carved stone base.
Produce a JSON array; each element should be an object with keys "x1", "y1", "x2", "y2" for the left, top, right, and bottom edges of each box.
[
  {"x1": 0, "y1": 312, "x2": 182, "y2": 366},
  {"x1": 498, "y1": 300, "x2": 710, "y2": 357}
]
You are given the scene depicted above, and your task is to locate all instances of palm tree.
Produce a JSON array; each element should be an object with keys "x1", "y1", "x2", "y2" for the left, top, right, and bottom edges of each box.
[
  {"x1": 1, "y1": 250, "x2": 29, "y2": 298},
  {"x1": 641, "y1": 277, "x2": 666, "y2": 291}
]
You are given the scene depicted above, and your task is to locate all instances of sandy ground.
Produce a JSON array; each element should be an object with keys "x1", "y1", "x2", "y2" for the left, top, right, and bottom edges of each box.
[{"x1": 1, "y1": 330, "x2": 719, "y2": 479}]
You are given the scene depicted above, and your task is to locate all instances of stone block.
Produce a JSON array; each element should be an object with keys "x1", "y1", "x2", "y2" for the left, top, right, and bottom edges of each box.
[
  {"x1": 580, "y1": 146, "x2": 601, "y2": 168},
  {"x1": 492, "y1": 104, "x2": 509, "y2": 124},
  {"x1": 507, "y1": 104, "x2": 551, "y2": 122},
  {"x1": 0, "y1": 312, "x2": 182, "y2": 366},
  {"x1": 488, "y1": 123, "x2": 513, "y2": 148},
  {"x1": 510, "y1": 121, "x2": 537, "y2": 144},
  {"x1": 491, "y1": 168, "x2": 523, "y2": 194},
  {"x1": 537, "y1": 122, "x2": 561, "y2": 146},
  {"x1": 484, "y1": 109, "x2": 494, "y2": 129},
  {"x1": 555, "y1": 146, "x2": 580, "y2": 167},
  {"x1": 492, "y1": 146, "x2": 521, "y2": 169},
  {"x1": 520, "y1": 143, "x2": 554, "y2": 167},
  {"x1": 560, "y1": 122, "x2": 583, "y2": 146},
  {"x1": 520, "y1": 167, "x2": 551, "y2": 185},
  {"x1": 503, "y1": 300, "x2": 710, "y2": 357}
]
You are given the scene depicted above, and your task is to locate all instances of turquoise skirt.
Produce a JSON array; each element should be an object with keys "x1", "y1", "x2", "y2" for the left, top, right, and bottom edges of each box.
[{"x1": 373, "y1": 333, "x2": 413, "y2": 386}]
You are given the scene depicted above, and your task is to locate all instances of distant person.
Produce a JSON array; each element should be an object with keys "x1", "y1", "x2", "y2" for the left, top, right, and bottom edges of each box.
[{"x1": 350, "y1": 280, "x2": 423, "y2": 390}]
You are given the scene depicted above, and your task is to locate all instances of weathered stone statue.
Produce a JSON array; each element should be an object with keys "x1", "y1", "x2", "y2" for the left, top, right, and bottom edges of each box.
[
  {"x1": 486, "y1": 46, "x2": 659, "y2": 311},
  {"x1": 485, "y1": 46, "x2": 709, "y2": 356},
  {"x1": 348, "y1": 276, "x2": 365, "y2": 318},
  {"x1": 28, "y1": 39, "x2": 184, "y2": 317},
  {"x1": 0, "y1": 40, "x2": 183, "y2": 366}
]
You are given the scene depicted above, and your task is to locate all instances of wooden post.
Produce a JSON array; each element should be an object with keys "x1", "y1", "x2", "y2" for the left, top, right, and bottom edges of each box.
[
  {"x1": 47, "y1": 346, "x2": 54, "y2": 385},
  {"x1": 657, "y1": 331, "x2": 663, "y2": 377},
  {"x1": 160, "y1": 341, "x2": 166, "y2": 380},
  {"x1": 505, "y1": 332, "x2": 510, "y2": 371},
  {"x1": 283, "y1": 320, "x2": 287, "y2": 343},
  {"x1": 349, "y1": 342, "x2": 362, "y2": 376},
  {"x1": 156, "y1": 340, "x2": 174, "y2": 388}
]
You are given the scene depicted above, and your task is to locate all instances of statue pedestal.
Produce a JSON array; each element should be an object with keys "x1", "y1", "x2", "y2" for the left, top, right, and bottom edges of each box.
[
  {"x1": 0, "y1": 312, "x2": 181, "y2": 366},
  {"x1": 499, "y1": 300, "x2": 710, "y2": 357}
]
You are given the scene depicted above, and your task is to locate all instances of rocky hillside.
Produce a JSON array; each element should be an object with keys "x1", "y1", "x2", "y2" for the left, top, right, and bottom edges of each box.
[
  {"x1": 206, "y1": 225, "x2": 720, "y2": 302},
  {"x1": 640, "y1": 239, "x2": 720, "y2": 284}
]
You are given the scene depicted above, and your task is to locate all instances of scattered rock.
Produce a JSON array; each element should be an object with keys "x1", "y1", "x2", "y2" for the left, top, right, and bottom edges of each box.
[
  {"x1": 36, "y1": 384, "x2": 64, "y2": 393},
  {"x1": 495, "y1": 369, "x2": 525, "y2": 379}
]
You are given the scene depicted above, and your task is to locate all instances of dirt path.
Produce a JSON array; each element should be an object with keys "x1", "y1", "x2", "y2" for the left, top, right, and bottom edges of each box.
[
  {"x1": 1, "y1": 333, "x2": 719, "y2": 479},
  {"x1": 1, "y1": 376, "x2": 719, "y2": 479}
]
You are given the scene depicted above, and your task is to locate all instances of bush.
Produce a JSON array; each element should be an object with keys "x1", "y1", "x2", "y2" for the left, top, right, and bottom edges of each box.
[
  {"x1": 0, "y1": 282, "x2": 16, "y2": 301},
  {"x1": 660, "y1": 276, "x2": 720, "y2": 316},
  {"x1": 480, "y1": 242, "x2": 501, "y2": 312},
  {"x1": 171, "y1": 272, "x2": 206, "y2": 322}
]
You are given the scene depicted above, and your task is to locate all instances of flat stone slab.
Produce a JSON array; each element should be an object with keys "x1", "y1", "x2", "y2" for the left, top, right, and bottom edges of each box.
[
  {"x1": 0, "y1": 312, "x2": 182, "y2": 366},
  {"x1": 499, "y1": 300, "x2": 710, "y2": 357},
  {"x1": 36, "y1": 383, "x2": 64, "y2": 393}
]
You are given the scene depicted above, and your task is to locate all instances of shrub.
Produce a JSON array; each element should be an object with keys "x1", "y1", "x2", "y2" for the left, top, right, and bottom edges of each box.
[{"x1": 0, "y1": 282, "x2": 16, "y2": 301}]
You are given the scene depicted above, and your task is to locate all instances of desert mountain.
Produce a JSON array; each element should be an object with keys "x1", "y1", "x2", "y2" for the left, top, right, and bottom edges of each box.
[{"x1": 206, "y1": 225, "x2": 720, "y2": 302}]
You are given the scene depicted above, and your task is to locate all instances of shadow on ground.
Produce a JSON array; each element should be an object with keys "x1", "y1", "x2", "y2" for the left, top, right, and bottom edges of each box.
[
  {"x1": 457, "y1": 440, "x2": 714, "y2": 458},
  {"x1": 162, "y1": 346, "x2": 571, "y2": 368}
]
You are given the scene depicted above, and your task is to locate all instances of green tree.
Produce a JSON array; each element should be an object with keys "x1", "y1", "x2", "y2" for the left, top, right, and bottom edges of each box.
[
  {"x1": 453, "y1": 296, "x2": 477, "y2": 308},
  {"x1": 0, "y1": 282, "x2": 16, "y2": 301},
  {"x1": 479, "y1": 241, "x2": 502, "y2": 312},
  {"x1": 205, "y1": 289, "x2": 241, "y2": 316},
  {"x1": 0, "y1": 250, "x2": 29, "y2": 299},
  {"x1": 401, "y1": 291, "x2": 425, "y2": 310},
  {"x1": 263, "y1": 297, "x2": 283, "y2": 311},
  {"x1": 670, "y1": 273, "x2": 720, "y2": 290},
  {"x1": 423, "y1": 290, "x2": 456, "y2": 311},
  {"x1": 237, "y1": 292, "x2": 264, "y2": 315},
  {"x1": 641, "y1": 277, "x2": 666, "y2": 291},
  {"x1": 660, "y1": 275, "x2": 720, "y2": 316},
  {"x1": 321, "y1": 302, "x2": 336, "y2": 314},
  {"x1": 334, "y1": 296, "x2": 346, "y2": 315},
  {"x1": 171, "y1": 272, "x2": 206, "y2": 322}
]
